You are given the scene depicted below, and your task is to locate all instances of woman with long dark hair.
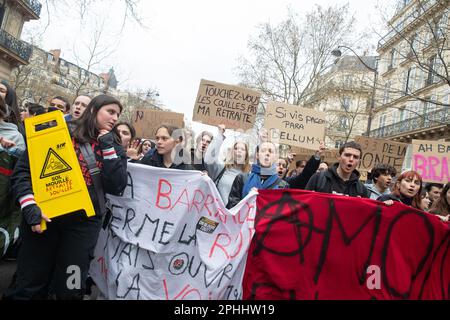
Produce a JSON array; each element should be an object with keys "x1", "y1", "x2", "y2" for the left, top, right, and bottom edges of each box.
[
  {"x1": 0, "y1": 80, "x2": 22, "y2": 132},
  {"x1": 4, "y1": 95, "x2": 128, "y2": 300}
]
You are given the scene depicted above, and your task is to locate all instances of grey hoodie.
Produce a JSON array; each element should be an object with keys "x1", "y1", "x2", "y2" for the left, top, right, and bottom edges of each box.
[
  {"x1": 0, "y1": 121, "x2": 25, "y2": 150},
  {"x1": 365, "y1": 183, "x2": 391, "y2": 200}
]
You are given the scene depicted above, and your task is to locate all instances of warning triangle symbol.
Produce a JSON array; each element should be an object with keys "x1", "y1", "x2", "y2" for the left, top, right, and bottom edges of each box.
[{"x1": 40, "y1": 148, "x2": 72, "y2": 179}]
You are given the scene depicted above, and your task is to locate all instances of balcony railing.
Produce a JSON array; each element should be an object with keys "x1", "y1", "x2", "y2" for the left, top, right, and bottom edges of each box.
[
  {"x1": 21, "y1": 0, "x2": 42, "y2": 17},
  {"x1": 378, "y1": 0, "x2": 440, "y2": 50},
  {"x1": 0, "y1": 29, "x2": 33, "y2": 62},
  {"x1": 370, "y1": 107, "x2": 449, "y2": 138}
]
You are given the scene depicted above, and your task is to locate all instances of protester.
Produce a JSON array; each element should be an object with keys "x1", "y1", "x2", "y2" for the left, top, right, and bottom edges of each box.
[
  {"x1": 137, "y1": 139, "x2": 154, "y2": 158},
  {"x1": 377, "y1": 170, "x2": 423, "y2": 209},
  {"x1": 365, "y1": 163, "x2": 397, "y2": 200},
  {"x1": 204, "y1": 125, "x2": 251, "y2": 206},
  {"x1": 0, "y1": 96, "x2": 26, "y2": 260},
  {"x1": 191, "y1": 130, "x2": 213, "y2": 171},
  {"x1": 0, "y1": 80, "x2": 22, "y2": 134},
  {"x1": 4, "y1": 94, "x2": 127, "y2": 300},
  {"x1": 429, "y1": 182, "x2": 450, "y2": 221},
  {"x1": 424, "y1": 183, "x2": 443, "y2": 208},
  {"x1": 27, "y1": 103, "x2": 46, "y2": 117},
  {"x1": 65, "y1": 95, "x2": 92, "y2": 121},
  {"x1": 115, "y1": 121, "x2": 136, "y2": 149},
  {"x1": 306, "y1": 141, "x2": 369, "y2": 197},
  {"x1": 288, "y1": 160, "x2": 307, "y2": 178},
  {"x1": 19, "y1": 104, "x2": 30, "y2": 123},
  {"x1": 49, "y1": 96, "x2": 70, "y2": 114},
  {"x1": 317, "y1": 161, "x2": 329, "y2": 173},
  {"x1": 419, "y1": 190, "x2": 431, "y2": 212},
  {"x1": 276, "y1": 158, "x2": 288, "y2": 179},
  {"x1": 227, "y1": 141, "x2": 288, "y2": 209},
  {"x1": 140, "y1": 124, "x2": 193, "y2": 170},
  {"x1": 285, "y1": 143, "x2": 325, "y2": 189}
]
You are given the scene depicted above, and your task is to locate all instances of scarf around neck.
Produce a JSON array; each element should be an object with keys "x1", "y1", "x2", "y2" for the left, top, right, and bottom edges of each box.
[{"x1": 242, "y1": 163, "x2": 279, "y2": 198}]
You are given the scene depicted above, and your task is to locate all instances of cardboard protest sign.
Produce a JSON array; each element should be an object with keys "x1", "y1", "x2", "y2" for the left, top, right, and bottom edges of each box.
[
  {"x1": 244, "y1": 189, "x2": 450, "y2": 300},
  {"x1": 355, "y1": 136, "x2": 408, "y2": 180},
  {"x1": 321, "y1": 148, "x2": 340, "y2": 165},
  {"x1": 25, "y1": 112, "x2": 95, "y2": 231},
  {"x1": 287, "y1": 147, "x2": 338, "y2": 172},
  {"x1": 264, "y1": 102, "x2": 326, "y2": 150},
  {"x1": 133, "y1": 109, "x2": 185, "y2": 139},
  {"x1": 192, "y1": 79, "x2": 261, "y2": 130},
  {"x1": 412, "y1": 140, "x2": 450, "y2": 184},
  {"x1": 90, "y1": 163, "x2": 257, "y2": 300}
]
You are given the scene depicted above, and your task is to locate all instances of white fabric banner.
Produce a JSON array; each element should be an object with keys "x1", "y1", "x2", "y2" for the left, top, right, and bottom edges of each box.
[{"x1": 90, "y1": 163, "x2": 257, "y2": 300}]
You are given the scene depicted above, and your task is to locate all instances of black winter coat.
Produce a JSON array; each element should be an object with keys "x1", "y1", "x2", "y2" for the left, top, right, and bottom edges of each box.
[
  {"x1": 306, "y1": 163, "x2": 369, "y2": 198},
  {"x1": 284, "y1": 155, "x2": 320, "y2": 189},
  {"x1": 140, "y1": 149, "x2": 194, "y2": 170}
]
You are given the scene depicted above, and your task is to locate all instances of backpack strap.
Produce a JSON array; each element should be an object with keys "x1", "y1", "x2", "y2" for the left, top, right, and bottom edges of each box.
[
  {"x1": 79, "y1": 143, "x2": 107, "y2": 216},
  {"x1": 213, "y1": 167, "x2": 227, "y2": 185}
]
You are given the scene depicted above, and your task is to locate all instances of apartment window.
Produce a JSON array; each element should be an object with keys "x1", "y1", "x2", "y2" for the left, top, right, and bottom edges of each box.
[
  {"x1": 427, "y1": 95, "x2": 438, "y2": 114},
  {"x1": 427, "y1": 55, "x2": 436, "y2": 85},
  {"x1": 383, "y1": 81, "x2": 391, "y2": 104},
  {"x1": 339, "y1": 116, "x2": 349, "y2": 129},
  {"x1": 342, "y1": 96, "x2": 351, "y2": 111},
  {"x1": 388, "y1": 49, "x2": 396, "y2": 69},
  {"x1": 409, "y1": 33, "x2": 418, "y2": 55},
  {"x1": 344, "y1": 75, "x2": 352, "y2": 87},
  {"x1": 435, "y1": 13, "x2": 448, "y2": 39},
  {"x1": 393, "y1": 110, "x2": 400, "y2": 124},
  {"x1": 335, "y1": 140, "x2": 343, "y2": 149},
  {"x1": 379, "y1": 114, "x2": 387, "y2": 128},
  {"x1": 399, "y1": 107, "x2": 407, "y2": 121},
  {"x1": 423, "y1": 29, "x2": 431, "y2": 48},
  {"x1": 0, "y1": 2, "x2": 5, "y2": 28}
]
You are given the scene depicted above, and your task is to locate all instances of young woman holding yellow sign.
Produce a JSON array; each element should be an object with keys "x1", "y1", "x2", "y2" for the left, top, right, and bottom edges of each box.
[{"x1": 4, "y1": 95, "x2": 128, "y2": 300}]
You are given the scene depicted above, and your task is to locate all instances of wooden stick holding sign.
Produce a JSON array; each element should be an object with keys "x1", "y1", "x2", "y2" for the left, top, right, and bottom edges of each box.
[
  {"x1": 264, "y1": 102, "x2": 326, "y2": 150},
  {"x1": 412, "y1": 139, "x2": 450, "y2": 184},
  {"x1": 133, "y1": 109, "x2": 185, "y2": 139},
  {"x1": 192, "y1": 79, "x2": 261, "y2": 130}
]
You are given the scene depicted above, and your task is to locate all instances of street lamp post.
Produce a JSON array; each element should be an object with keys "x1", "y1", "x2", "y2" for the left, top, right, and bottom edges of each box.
[{"x1": 331, "y1": 46, "x2": 379, "y2": 137}]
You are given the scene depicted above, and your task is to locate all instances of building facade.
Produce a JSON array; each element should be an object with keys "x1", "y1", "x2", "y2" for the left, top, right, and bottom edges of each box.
[
  {"x1": 0, "y1": 0, "x2": 41, "y2": 79},
  {"x1": 371, "y1": 0, "x2": 450, "y2": 143},
  {"x1": 9, "y1": 45, "x2": 161, "y2": 118},
  {"x1": 305, "y1": 55, "x2": 376, "y2": 149}
]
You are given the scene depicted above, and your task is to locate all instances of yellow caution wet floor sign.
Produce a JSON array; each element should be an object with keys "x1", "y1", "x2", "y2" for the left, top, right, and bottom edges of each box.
[{"x1": 25, "y1": 112, "x2": 95, "y2": 231}]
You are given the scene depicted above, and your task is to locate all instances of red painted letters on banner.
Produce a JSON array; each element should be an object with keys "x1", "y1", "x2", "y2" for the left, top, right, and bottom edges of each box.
[{"x1": 243, "y1": 190, "x2": 450, "y2": 300}]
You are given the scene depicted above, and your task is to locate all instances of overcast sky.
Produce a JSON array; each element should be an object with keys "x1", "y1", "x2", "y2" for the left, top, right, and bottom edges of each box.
[{"x1": 24, "y1": 0, "x2": 396, "y2": 134}]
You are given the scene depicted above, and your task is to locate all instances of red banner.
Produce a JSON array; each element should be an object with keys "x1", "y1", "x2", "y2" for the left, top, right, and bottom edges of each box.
[{"x1": 243, "y1": 190, "x2": 450, "y2": 300}]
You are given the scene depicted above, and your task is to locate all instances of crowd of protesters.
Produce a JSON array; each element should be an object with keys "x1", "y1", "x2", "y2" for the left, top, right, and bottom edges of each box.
[{"x1": 0, "y1": 79, "x2": 449, "y2": 300}]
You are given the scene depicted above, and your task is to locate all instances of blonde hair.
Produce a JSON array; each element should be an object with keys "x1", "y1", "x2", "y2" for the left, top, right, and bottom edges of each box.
[{"x1": 224, "y1": 141, "x2": 251, "y2": 173}]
